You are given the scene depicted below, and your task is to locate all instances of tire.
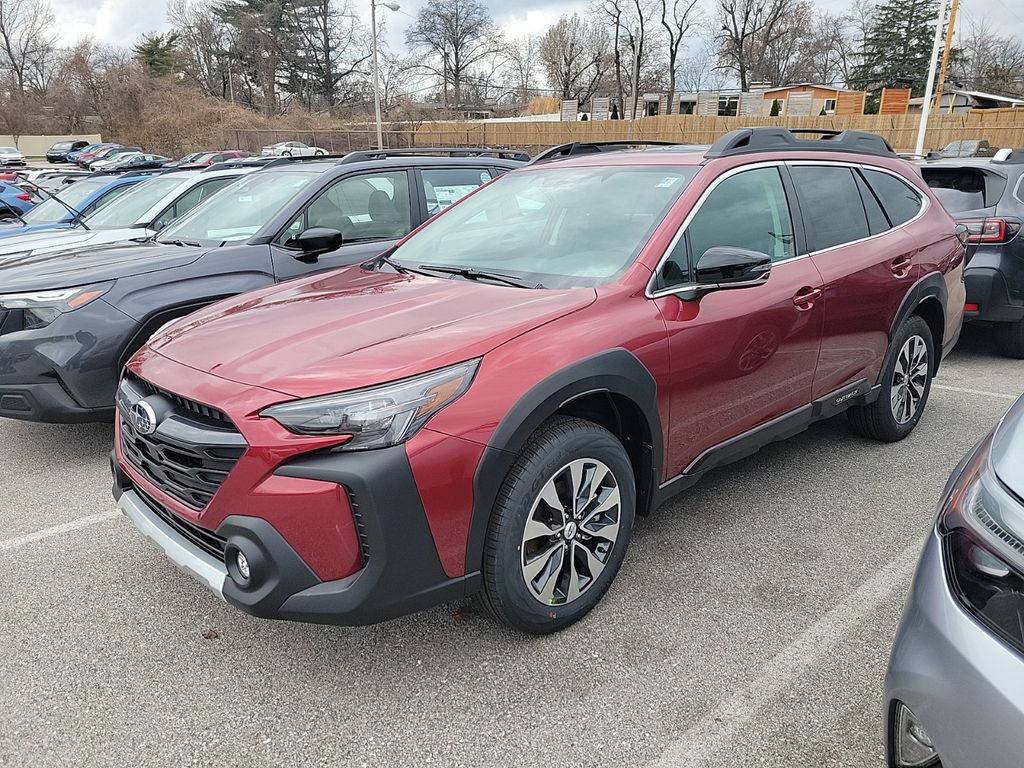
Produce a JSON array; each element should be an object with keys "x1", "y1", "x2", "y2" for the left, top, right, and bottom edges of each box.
[
  {"x1": 282, "y1": 151, "x2": 292, "y2": 157},
  {"x1": 477, "y1": 416, "x2": 636, "y2": 634},
  {"x1": 314, "y1": 150, "x2": 325, "y2": 157},
  {"x1": 847, "y1": 314, "x2": 934, "y2": 442},
  {"x1": 994, "y1": 320, "x2": 1024, "y2": 359}
]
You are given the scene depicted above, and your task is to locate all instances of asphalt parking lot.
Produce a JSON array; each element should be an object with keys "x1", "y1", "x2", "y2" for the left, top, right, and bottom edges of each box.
[{"x1": 0, "y1": 324, "x2": 1020, "y2": 768}]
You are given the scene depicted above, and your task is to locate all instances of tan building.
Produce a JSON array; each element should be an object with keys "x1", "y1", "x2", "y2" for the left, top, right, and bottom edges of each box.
[{"x1": 760, "y1": 84, "x2": 856, "y2": 116}]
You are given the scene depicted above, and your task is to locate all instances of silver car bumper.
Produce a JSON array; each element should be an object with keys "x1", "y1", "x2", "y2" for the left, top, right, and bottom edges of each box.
[
  {"x1": 118, "y1": 489, "x2": 227, "y2": 598},
  {"x1": 885, "y1": 530, "x2": 1024, "y2": 767}
]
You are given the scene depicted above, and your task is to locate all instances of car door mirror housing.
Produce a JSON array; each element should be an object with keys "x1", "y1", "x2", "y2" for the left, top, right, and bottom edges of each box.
[
  {"x1": 293, "y1": 227, "x2": 344, "y2": 263},
  {"x1": 695, "y1": 246, "x2": 772, "y2": 288}
]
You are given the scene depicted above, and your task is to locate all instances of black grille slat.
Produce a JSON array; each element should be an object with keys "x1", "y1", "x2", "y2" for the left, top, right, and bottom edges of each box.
[
  {"x1": 135, "y1": 485, "x2": 226, "y2": 560},
  {"x1": 118, "y1": 374, "x2": 246, "y2": 510},
  {"x1": 346, "y1": 487, "x2": 371, "y2": 563}
]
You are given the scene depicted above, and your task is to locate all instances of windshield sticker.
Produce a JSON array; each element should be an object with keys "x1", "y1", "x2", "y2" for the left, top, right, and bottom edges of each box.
[{"x1": 657, "y1": 177, "x2": 681, "y2": 188}]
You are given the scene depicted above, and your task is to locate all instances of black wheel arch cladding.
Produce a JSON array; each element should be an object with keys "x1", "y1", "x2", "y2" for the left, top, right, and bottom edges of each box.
[
  {"x1": 885, "y1": 271, "x2": 947, "y2": 379},
  {"x1": 465, "y1": 348, "x2": 662, "y2": 575}
]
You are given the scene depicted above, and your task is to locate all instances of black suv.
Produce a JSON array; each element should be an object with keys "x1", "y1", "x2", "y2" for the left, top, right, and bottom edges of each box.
[
  {"x1": 0, "y1": 150, "x2": 524, "y2": 422},
  {"x1": 922, "y1": 151, "x2": 1024, "y2": 357}
]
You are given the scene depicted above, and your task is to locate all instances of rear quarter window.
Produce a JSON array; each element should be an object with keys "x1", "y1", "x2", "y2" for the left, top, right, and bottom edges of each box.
[{"x1": 862, "y1": 169, "x2": 923, "y2": 225}]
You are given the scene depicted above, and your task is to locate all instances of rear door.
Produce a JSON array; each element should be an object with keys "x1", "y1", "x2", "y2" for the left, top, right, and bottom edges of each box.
[
  {"x1": 270, "y1": 169, "x2": 416, "y2": 280},
  {"x1": 652, "y1": 164, "x2": 825, "y2": 474},
  {"x1": 415, "y1": 166, "x2": 495, "y2": 221},
  {"x1": 790, "y1": 162, "x2": 925, "y2": 397}
]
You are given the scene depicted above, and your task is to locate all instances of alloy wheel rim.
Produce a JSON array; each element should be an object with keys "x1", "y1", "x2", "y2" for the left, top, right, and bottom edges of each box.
[
  {"x1": 890, "y1": 334, "x2": 928, "y2": 424},
  {"x1": 520, "y1": 458, "x2": 621, "y2": 606}
]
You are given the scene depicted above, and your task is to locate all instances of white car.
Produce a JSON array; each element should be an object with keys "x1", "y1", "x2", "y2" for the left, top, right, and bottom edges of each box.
[
  {"x1": 0, "y1": 146, "x2": 26, "y2": 166},
  {"x1": 0, "y1": 167, "x2": 255, "y2": 260},
  {"x1": 260, "y1": 141, "x2": 327, "y2": 157}
]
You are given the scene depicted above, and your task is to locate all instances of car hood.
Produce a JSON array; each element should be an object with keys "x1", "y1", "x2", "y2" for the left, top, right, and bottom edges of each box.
[
  {"x1": 150, "y1": 266, "x2": 597, "y2": 398},
  {"x1": 0, "y1": 241, "x2": 208, "y2": 292},
  {"x1": 0, "y1": 227, "x2": 145, "y2": 259},
  {"x1": 992, "y1": 394, "x2": 1024, "y2": 503}
]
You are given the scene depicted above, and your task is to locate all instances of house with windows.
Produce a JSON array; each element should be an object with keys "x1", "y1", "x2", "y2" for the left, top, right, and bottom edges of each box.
[{"x1": 759, "y1": 84, "x2": 857, "y2": 116}]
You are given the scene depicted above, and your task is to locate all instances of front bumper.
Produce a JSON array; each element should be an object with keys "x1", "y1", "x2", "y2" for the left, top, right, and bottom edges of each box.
[
  {"x1": 885, "y1": 530, "x2": 1024, "y2": 768},
  {"x1": 0, "y1": 299, "x2": 136, "y2": 422},
  {"x1": 113, "y1": 442, "x2": 481, "y2": 626}
]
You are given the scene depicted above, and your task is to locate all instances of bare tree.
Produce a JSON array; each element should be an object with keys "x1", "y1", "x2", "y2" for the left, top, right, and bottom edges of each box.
[
  {"x1": 952, "y1": 18, "x2": 1024, "y2": 95},
  {"x1": 539, "y1": 15, "x2": 609, "y2": 105},
  {"x1": 504, "y1": 35, "x2": 540, "y2": 106},
  {"x1": 660, "y1": 0, "x2": 699, "y2": 113},
  {"x1": 404, "y1": 0, "x2": 504, "y2": 107},
  {"x1": 675, "y1": 43, "x2": 727, "y2": 93},
  {"x1": 716, "y1": 0, "x2": 794, "y2": 90},
  {"x1": 0, "y1": 0, "x2": 57, "y2": 93},
  {"x1": 283, "y1": 0, "x2": 370, "y2": 110},
  {"x1": 593, "y1": 0, "x2": 628, "y2": 115}
]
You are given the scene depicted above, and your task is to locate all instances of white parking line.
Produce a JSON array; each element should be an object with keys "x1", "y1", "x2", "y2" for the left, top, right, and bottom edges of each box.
[
  {"x1": 0, "y1": 510, "x2": 120, "y2": 553},
  {"x1": 933, "y1": 383, "x2": 1019, "y2": 401},
  {"x1": 648, "y1": 542, "x2": 921, "y2": 768}
]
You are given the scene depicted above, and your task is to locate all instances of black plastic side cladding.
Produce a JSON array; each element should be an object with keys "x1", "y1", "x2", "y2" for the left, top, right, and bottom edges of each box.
[
  {"x1": 464, "y1": 348, "x2": 662, "y2": 575},
  {"x1": 887, "y1": 271, "x2": 948, "y2": 376}
]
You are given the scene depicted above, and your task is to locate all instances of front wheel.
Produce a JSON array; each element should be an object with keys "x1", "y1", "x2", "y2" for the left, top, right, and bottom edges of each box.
[
  {"x1": 848, "y1": 315, "x2": 934, "y2": 442},
  {"x1": 478, "y1": 417, "x2": 635, "y2": 634},
  {"x1": 994, "y1": 320, "x2": 1024, "y2": 359},
  {"x1": 313, "y1": 149, "x2": 325, "y2": 156}
]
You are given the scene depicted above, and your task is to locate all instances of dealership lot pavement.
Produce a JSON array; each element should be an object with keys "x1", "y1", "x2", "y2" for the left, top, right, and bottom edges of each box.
[{"x1": 0, "y1": 324, "x2": 1020, "y2": 768}]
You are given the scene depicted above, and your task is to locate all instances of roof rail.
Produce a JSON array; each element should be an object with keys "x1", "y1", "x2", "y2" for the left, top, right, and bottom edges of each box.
[
  {"x1": 203, "y1": 157, "x2": 281, "y2": 171},
  {"x1": 528, "y1": 140, "x2": 682, "y2": 165},
  {"x1": 337, "y1": 147, "x2": 531, "y2": 164},
  {"x1": 85, "y1": 168, "x2": 176, "y2": 179},
  {"x1": 705, "y1": 127, "x2": 896, "y2": 159},
  {"x1": 260, "y1": 153, "x2": 353, "y2": 168},
  {"x1": 993, "y1": 148, "x2": 1024, "y2": 164}
]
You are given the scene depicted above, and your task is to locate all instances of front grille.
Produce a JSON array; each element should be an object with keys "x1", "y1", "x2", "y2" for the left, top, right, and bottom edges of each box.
[
  {"x1": 135, "y1": 484, "x2": 226, "y2": 560},
  {"x1": 346, "y1": 487, "x2": 371, "y2": 563},
  {"x1": 118, "y1": 374, "x2": 247, "y2": 510}
]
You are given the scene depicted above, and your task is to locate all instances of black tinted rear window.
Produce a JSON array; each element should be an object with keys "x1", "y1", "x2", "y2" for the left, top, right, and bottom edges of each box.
[
  {"x1": 862, "y1": 170, "x2": 923, "y2": 225},
  {"x1": 920, "y1": 167, "x2": 1005, "y2": 213}
]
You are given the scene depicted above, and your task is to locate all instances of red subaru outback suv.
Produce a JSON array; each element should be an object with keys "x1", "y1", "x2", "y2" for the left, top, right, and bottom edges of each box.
[{"x1": 112, "y1": 128, "x2": 966, "y2": 634}]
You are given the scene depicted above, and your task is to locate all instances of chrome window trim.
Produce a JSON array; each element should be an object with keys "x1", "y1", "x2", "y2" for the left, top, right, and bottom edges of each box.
[{"x1": 646, "y1": 159, "x2": 929, "y2": 300}]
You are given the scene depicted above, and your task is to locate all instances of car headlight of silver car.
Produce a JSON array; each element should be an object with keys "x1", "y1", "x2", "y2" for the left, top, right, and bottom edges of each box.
[
  {"x1": 261, "y1": 359, "x2": 480, "y2": 449},
  {"x1": 939, "y1": 432, "x2": 1024, "y2": 657},
  {"x1": 0, "y1": 282, "x2": 113, "y2": 329}
]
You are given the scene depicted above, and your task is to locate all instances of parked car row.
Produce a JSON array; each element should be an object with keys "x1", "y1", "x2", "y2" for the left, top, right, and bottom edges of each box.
[{"x1": 3, "y1": 130, "x2": 1023, "y2": 766}]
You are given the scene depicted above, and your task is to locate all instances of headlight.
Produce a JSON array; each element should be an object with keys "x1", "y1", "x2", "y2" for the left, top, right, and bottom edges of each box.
[
  {"x1": 940, "y1": 435, "x2": 1024, "y2": 656},
  {"x1": 261, "y1": 359, "x2": 479, "y2": 449},
  {"x1": 0, "y1": 282, "x2": 113, "y2": 329}
]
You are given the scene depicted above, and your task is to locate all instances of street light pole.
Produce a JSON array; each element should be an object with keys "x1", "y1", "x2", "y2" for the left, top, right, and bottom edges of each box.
[
  {"x1": 914, "y1": 0, "x2": 950, "y2": 157},
  {"x1": 371, "y1": 1, "x2": 400, "y2": 151}
]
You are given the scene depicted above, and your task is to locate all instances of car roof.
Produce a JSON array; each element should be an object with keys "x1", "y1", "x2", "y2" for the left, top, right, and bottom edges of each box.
[{"x1": 251, "y1": 154, "x2": 525, "y2": 176}]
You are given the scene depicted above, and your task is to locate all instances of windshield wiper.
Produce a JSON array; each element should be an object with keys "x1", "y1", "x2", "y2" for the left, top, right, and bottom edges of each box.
[
  {"x1": 366, "y1": 252, "x2": 437, "y2": 278},
  {"x1": 417, "y1": 264, "x2": 541, "y2": 289},
  {"x1": 25, "y1": 183, "x2": 90, "y2": 230},
  {"x1": 163, "y1": 238, "x2": 203, "y2": 247}
]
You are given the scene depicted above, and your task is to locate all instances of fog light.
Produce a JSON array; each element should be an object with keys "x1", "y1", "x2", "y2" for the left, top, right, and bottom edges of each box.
[
  {"x1": 894, "y1": 702, "x2": 938, "y2": 767},
  {"x1": 236, "y1": 550, "x2": 251, "y2": 581}
]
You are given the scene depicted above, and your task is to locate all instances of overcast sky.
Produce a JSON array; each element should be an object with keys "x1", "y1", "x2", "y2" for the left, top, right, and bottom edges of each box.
[{"x1": 55, "y1": 0, "x2": 1024, "y2": 75}]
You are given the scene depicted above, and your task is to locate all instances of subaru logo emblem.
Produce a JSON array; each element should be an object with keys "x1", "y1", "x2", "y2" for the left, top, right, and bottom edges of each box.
[{"x1": 132, "y1": 400, "x2": 158, "y2": 436}]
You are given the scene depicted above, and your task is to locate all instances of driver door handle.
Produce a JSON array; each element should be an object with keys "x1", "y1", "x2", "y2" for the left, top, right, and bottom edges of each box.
[{"x1": 793, "y1": 286, "x2": 822, "y2": 310}]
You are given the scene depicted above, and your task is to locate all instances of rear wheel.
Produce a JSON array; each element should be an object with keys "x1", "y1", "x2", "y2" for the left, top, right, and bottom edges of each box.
[
  {"x1": 848, "y1": 315, "x2": 934, "y2": 442},
  {"x1": 478, "y1": 417, "x2": 635, "y2": 634},
  {"x1": 994, "y1": 320, "x2": 1024, "y2": 359},
  {"x1": 313, "y1": 149, "x2": 325, "y2": 157}
]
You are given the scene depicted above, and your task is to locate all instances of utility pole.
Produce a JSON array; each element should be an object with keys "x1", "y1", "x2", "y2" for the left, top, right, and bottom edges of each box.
[
  {"x1": 370, "y1": 0, "x2": 400, "y2": 150},
  {"x1": 914, "y1": 0, "x2": 950, "y2": 157},
  {"x1": 932, "y1": 0, "x2": 960, "y2": 114}
]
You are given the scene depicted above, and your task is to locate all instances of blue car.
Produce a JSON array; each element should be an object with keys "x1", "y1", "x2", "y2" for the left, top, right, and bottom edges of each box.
[
  {"x1": 0, "y1": 174, "x2": 150, "y2": 238},
  {"x1": 0, "y1": 181, "x2": 35, "y2": 219}
]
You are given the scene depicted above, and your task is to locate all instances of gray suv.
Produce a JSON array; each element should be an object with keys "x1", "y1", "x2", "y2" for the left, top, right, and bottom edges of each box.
[{"x1": 0, "y1": 151, "x2": 523, "y2": 422}]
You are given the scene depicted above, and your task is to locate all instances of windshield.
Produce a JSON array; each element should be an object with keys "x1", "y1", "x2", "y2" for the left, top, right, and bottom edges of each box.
[
  {"x1": 22, "y1": 179, "x2": 108, "y2": 223},
  {"x1": 157, "y1": 170, "x2": 319, "y2": 245},
  {"x1": 83, "y1": 176, "x2": 183, "y2": 228},
  {"x1": 389, "y1": 165, "x2": 697, "y2": 288}
]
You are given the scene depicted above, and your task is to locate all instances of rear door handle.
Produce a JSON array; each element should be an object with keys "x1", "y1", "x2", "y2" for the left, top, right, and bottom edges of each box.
[
  {"x1": 793, "y1": 286, "x2": 822, "y2": 309},
  {"x1": 891, "y1": 256, "x2": 913, "y2": 277}
]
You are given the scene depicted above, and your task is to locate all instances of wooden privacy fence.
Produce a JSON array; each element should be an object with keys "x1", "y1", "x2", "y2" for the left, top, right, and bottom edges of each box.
[{"x1": 407, "y1": 110, "x2": 1024, "y2": 154}]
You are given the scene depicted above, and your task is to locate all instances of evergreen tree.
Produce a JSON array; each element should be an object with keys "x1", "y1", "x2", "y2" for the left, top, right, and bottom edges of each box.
[
  {"x1": 134, "y1": 32, "x2": 179, "y2": 77},
  {"x1": 851, "y1": 0, "x2": 938, "y2": 96}
]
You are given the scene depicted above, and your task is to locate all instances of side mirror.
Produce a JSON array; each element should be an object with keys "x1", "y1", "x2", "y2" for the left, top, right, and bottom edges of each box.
[
  {"x1": 293, "y1": 227, "x2": 344, "y2": 263},
  {"x1": 694, "y1": 246, "x2": 772, "y2": 289}
]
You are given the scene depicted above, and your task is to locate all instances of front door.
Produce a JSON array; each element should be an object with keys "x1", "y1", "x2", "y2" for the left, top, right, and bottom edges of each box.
[
  {"x1": 652, "y1": 165, "x2": 825, "y2": 476},
  {"x1": 271, "y1": 169, "x2": 416, "y2": 281}
]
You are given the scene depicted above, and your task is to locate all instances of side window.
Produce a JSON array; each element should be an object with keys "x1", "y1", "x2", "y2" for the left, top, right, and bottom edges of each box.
[
  {"x1": 854, "y1": 170, "x2": 890, "y2": 235},
  {"x1": 80, "y1": 184, "x2": 133, "y2": 215},
  {"x1": 659, "y1": 167, "x2": 795, "y2": 290},
  {"x1": 153, "y1": 179, "x2": 234, "y2": 230},
  {"x1": 862, "y1": 169, "x2": 923, "y2": 227},
  {"x1": 278, "y1": 171, "x2": 412, "y2": 246},
  {"x1": 790, "y1": 165, "x2": 869, "y2": 251},
  {"x1": 422, "y1": 168, "x2": 492, "y2": 216}
]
